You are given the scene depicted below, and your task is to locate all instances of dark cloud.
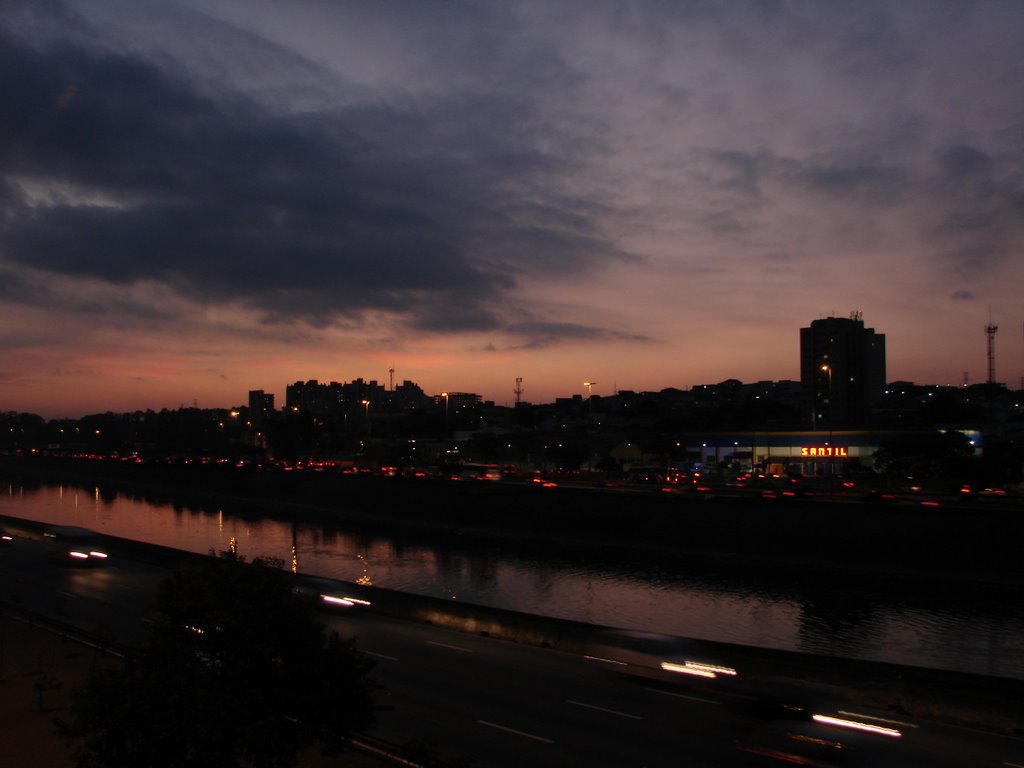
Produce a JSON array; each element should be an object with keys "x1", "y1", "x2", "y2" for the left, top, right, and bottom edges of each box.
[
  {"x1": 507, "y1": 321, "x2": 650, "y2": 351},
  {"x1": 699, "y1": 150, "x2": 764, "y2": 198},
  {"x1": 793, "y1": 162, "x2": 908, "y2": 206},
  {"x1": 693, "y1": 147, "x2": 912, "y2": 214},
  {"x1": 2, "y1": 0, "x2": 1022, "y2": 377},
  {"x1": 936, "y1": 145, "x2": 995, "y2": 182},
  {"x1": 0, "y1": 261, "x2": 173, "y2": 328},
  {"x1": 693, "y1": 136, "x2": 1020, "y2": 274},
  {"x1": 0, "y1": 5, "x2": 626, "y2": 344},
  {"x1": 926, "y1": 143, "x2": 1024, "y2": 272}
]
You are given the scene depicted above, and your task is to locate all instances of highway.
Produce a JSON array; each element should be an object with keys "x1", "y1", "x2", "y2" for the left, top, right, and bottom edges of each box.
[{"x1": 2, "y1": 528, "x2": 1022, "y2": 767}]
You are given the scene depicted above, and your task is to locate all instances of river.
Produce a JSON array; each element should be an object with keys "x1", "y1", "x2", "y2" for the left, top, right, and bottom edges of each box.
[{"x1": 3, "y1": 480, "x2": 1023, "y2": 681}]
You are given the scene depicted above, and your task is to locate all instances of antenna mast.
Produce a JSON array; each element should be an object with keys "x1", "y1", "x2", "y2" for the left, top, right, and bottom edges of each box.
[
  {"x1": 986, "y1": 315, "x2": 998, "y2": 384},
  {"x1": 514, "y1": 377, "x2": 523, "y2": 405}
]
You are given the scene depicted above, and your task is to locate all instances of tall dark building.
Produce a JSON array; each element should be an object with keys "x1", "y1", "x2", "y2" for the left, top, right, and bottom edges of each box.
[
  {"x1": 800, "y1": 313, "x2": 886, "y2": 427},
  {"x1": 247, "y1": 389, "x2": 275, "y2": 426},
  {"x1": 285, "y1": 378, "x2": 387, "y2": 420}
]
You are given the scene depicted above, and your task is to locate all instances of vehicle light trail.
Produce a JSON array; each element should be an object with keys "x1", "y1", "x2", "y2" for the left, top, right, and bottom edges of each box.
[{"x1": 812, "y1": 714, "x2": 902, "y2": 737}]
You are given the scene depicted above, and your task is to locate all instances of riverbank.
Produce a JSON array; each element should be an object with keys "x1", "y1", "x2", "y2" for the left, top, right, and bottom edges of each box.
[
  {"x1": 4, "y1": 455, "x2": 1023, "y2": 587},
  {"x1": 4, "y1": 454, "x2": 1024, "y2": 739}
]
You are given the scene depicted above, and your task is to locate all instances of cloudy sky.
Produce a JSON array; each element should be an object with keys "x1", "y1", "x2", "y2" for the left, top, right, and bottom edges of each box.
[{"x1": 2, "y1": 0, "x2": 1022, "y2": 417}]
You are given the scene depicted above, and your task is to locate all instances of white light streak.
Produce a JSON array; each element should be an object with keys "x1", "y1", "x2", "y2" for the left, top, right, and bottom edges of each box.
[
  {"x1": 812, "y1": 714, "x2": 902, "y2": 738},
  {"x1": 321, "y1": 595, "x2": 355, "y2": 606},
  {"x1": 660, "y1": 661, "x2": 717, "y2": 678},
  {"x1": 660, "y1": 660, "x2": 737, "y2": 678}
]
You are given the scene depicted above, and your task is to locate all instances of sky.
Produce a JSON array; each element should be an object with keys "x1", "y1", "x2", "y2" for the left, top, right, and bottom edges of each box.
[{"x1": 2, "y1": 0, "x2": 1023, "y2": 418}]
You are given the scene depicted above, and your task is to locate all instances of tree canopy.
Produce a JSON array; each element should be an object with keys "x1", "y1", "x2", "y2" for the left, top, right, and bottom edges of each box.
[
  {"x1": 60, "y1": 554, "x2": 377, "y2": 768},
  {"x1": 872, "y1": 430, "x2": 976, "y2": 488}
]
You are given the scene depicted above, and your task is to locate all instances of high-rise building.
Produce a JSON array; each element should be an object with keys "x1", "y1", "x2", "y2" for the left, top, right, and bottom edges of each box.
[
  {"x1": 285, "y1": 378, "x2": 387, "y2": 420},
  {"x1": 800, "y1": 313, "x2": 886, "y2": 427},
  {"x1": 247, "y1": 390, "x2": 275, "y2": 426}
]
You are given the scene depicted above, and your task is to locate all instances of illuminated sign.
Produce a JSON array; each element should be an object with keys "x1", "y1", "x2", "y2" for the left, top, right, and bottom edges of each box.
[{"x1": 800, "y1": 446, "x2": 848, "y2": 457}]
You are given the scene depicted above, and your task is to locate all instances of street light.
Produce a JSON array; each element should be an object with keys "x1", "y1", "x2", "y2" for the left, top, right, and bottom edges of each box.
[
  {"x1": 820, "y1": 364, "x2": 832, "y2": 425},
  {"x1": 441, "y1": 392, "x2": 449, "y2": 437},
  {"x1": 820, "y1": 364, "x2": 833, "y2": 477},
  {"x1": 362, "y1": 399, "x2": 371, "y2": 439},
  {"x1": 583, "y1": 381, "x2": 595, "y2": 412}
]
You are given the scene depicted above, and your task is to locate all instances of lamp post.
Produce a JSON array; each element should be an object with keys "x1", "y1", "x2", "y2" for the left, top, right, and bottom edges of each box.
[
  {"x1": 441, "y1": 392, "x2": 449, "y2": 437},
  {"x1": 820, "y1": 364, "x2": 833, "y2": 478},
  {"x1": 583, "y1": 381, "x2": 595, "y2": 412},
  {"x1": 361, "y1": 399, "x2": 371, "y2": 439}
]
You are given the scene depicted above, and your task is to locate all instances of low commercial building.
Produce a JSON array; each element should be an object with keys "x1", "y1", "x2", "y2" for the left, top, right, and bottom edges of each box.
[{"x1": 681, "y1": 429, "x2": 982, "y2": 477}]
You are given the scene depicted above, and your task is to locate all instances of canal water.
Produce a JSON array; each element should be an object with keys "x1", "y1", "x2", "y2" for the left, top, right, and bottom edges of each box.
[{"x1": 4, "y1": 481, "x2": 1023, "y2": 681}]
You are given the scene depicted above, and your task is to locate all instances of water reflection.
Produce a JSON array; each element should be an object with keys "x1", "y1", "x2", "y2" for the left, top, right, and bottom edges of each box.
[
  {"x1": 2, "y1": 480, "x2": 1023, "y2": 680},
  {"x1": 798, "y1": 591, "x2": 887, "y2": 659}
]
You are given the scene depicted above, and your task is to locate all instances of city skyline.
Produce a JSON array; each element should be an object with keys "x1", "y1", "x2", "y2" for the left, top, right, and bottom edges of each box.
[
  {"x1": 13, "y1": 354, "x2": 1022, "y2": 422},
  {"x1": 2, "y1": 1, "x2": 1022, "y2": 419}
]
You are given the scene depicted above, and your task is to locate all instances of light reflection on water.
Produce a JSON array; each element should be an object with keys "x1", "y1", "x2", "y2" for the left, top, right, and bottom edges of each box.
[{"x1": 4, "y1": 482, "x2": 1023, "y2": 680}]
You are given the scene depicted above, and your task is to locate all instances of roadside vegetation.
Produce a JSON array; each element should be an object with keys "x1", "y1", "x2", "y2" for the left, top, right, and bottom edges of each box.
[{"x1": 57, "y1": 554, "x2": 378, "y2": 768}]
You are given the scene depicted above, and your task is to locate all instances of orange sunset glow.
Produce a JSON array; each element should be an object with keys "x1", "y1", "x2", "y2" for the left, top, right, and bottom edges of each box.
[{"x1": 1, "y1": 1, "x2": 1022, "y2": 418}]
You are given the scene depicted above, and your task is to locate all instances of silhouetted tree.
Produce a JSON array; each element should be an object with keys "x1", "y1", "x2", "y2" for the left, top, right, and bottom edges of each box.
[
  {"x1": 872, "y1": 430, "x2": 976, "y2": 489},
  {"x1": 547, "y1": 432, "x2": 590, "y2": 473},
  {"x1": 59, "y1": 555, "x2": 376, "y2": 768},
  {"x1": 466, "y1": 430, "x2": 502, "y2": 463}
]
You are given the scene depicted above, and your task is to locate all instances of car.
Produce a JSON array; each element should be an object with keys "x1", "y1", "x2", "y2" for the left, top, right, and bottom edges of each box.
[
  {"x1": 736, "y1": 713, "x2": 904, "y2": 765},
  {"x1": 43, "y1": 525, "x2": 109, "y2": 565},
  {"x1": 291, "y1": 576, "x2": 372, "y2": 609},
  {"x1": 584, "y1": 629, "x2": 737, "y2": 684},
  {"x1": 0, "y1": 528, "x2": 13, "y2": 545}
]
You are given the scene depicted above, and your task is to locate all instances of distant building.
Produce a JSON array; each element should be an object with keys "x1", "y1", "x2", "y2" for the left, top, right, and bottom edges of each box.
[
  {"x1": 247, "y1": 390, "x2": 275, "y2": 426},
  {"x1": 392, "y1": 380, "x2": 430, "y2": 410},
  {"x1": 680, "y1": 428, "x2": 982, "y2": 477},
  {"x1": 285, "y1": 378, "x2": 388, "y2": 420},
  {"x1": 800, "y1": 313, "x2": 886, "y2": 428},
  {"x1": 286, "y1": 380, "x2": 343, "y2": 417},
  {"x1": 435, "y1": 392, "x2": 482, "y2": 411}
]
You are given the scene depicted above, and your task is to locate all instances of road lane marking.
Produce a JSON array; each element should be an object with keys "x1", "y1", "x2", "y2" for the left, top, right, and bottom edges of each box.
[
  {"x1": 566, "y1": 700, "x2": 642, "y2": 720},
  {"x1": 477, "y1": 720, "x2": 554, "y2": 744},
  {"x1": 364, "y1": 650, "x2": 398, "y2": 662},
  {"x1": 645, "y1": 687, "x2": 718, "y2": 705},
  {"x1": 426, "y1": 640, "x2": 475, "y2": 653}
]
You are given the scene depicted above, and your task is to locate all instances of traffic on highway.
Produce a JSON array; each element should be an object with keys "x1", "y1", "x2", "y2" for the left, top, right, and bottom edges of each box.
[{"x1": 2, "y1": 521, "x2": 1021, "y2": 767}]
